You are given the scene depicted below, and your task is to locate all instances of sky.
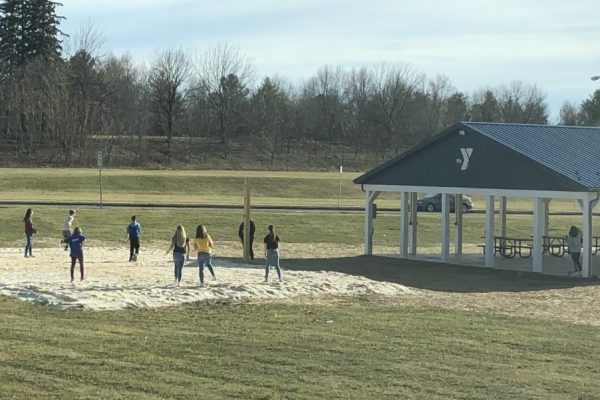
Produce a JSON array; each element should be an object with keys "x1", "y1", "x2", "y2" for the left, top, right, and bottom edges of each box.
[{"x1": 59, "y1": 0, "x2": 600, "y2": 121}]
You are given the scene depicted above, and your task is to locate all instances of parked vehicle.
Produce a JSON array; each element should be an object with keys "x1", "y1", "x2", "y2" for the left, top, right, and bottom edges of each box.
[{"x1": 416, "y1": 193, "x2": 473, "y2": 213}]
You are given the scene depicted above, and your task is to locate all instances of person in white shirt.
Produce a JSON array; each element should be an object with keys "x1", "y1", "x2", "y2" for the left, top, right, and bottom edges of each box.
[{"x1": 62, "y1": 209, "x2": 76, "y2": 250}]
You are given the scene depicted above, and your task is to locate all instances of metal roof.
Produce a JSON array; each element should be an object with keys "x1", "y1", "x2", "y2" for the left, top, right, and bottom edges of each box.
[{"x1": 463, "y1": 122, "x2": 600, "y2": 189}]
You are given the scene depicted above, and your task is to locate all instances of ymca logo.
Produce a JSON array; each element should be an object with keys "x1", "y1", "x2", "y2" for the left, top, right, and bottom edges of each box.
[{"x1": 456, "y1": 147, "x2": 473, "y2": 171}]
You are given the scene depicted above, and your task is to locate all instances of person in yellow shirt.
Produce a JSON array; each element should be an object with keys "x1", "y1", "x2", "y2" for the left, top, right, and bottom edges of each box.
[{"x1": 193, "y1": 224, "x2": 216, "y2": 288}]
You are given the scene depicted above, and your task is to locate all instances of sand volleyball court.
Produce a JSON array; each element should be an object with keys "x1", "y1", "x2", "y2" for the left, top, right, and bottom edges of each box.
[{"x1": 0, "y1": 244, "x2": 415, "y2": 310}]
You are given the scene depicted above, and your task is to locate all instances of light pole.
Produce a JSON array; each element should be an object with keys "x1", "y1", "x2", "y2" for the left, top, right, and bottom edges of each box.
[{"x1": 591, "y1": 76, "x2": 600, "y2": 81}]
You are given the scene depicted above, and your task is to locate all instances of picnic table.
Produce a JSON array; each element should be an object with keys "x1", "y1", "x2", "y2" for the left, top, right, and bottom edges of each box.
[
  {"x1": 543, "y1": 235, "x2": 600, "y2": 257},
  {"x1": 480, "y1": 235, "x2": 600, "y2": 258},
  {"x1": 494, "y1": 236, "x2": 533, "y2": 258},
  {"x1": 542, "y1": 236, "x2": 567, "y2": 257}
]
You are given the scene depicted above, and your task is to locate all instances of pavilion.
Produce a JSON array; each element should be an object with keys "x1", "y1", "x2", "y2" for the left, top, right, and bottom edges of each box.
[{"x1": 354, "y1": 122, "x2": 600, "y2": 277}]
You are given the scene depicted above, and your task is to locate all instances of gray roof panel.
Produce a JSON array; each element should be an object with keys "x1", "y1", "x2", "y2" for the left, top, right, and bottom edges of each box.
[{"x1": 463, "y1": 122, "x2": 600, "y2": 189}]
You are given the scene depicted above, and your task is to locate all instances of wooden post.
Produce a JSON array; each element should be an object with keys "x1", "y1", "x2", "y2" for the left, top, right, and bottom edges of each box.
[{"x1": 243, "y1": 178, "x2": 251, "y2": 262}]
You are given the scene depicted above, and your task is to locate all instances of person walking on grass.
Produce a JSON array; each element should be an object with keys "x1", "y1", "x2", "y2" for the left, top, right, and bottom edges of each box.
[
  {"x1": 567, "y1": 225, "x2": 583, "y2": 276},
  {"x1": 166, "y1": 225, "x2": 190, "y2": 286},
  {"x1": 238, "y1": 219, "x2": 256, "y2": 261},
  {"x1": 62, "y1": 227, "x2": 86, "y2": 282},
  {"x1": 23, "y1": 208, "x2": 37, "y2": 258},
  {"x1": 62, "y1": 209, "x2": 76, "y2": 251},
  {"x1": 127, "y1": 215, "x2": 141, "y2": 262},
  {"x1": 263, "y1": 224, "x2": 282, "y2": 283},
  {"x1": 193, "y1": 224, "x2": 216, "y2": 288}
]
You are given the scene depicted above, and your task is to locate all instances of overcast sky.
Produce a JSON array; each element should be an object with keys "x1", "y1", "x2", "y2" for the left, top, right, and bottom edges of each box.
[{"x1": 60, "y1": 0, "x2": 600, "y2": 121}]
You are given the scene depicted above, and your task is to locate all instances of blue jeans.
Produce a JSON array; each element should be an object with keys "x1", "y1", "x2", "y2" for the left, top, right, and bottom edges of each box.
[
  {"x1": 173, "y1": 252, "x2": 185, "y2": 282},
  {"x1": 198, "y1": 252, "x2": 215, "y2": 283},
  {"x1": 24, "y1": 234, "x2": 33, "y2": 256},
  {"x1": 265, "y1": 249, "x2": 282, "y2": 280}
]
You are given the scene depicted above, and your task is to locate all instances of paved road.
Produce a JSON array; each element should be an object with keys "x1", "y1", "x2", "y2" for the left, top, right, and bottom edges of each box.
[{"x1": 0, "y1": 200, "x2": 595, "y2": 216}]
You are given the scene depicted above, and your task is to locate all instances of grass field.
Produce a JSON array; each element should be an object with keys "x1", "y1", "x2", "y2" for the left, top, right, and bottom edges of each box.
[
  {"x1": 0, "y1": 168, "x2": 587, "y2": 211},
  {"x1": 1, "y1": 168, "x2": 600, "y2": 399},
  {"x1": 0, "y1": 206, "x2": 597, "y2": 251},
  {"x1": 1, "y1": 295, "x2": 599, "y2": 399}
]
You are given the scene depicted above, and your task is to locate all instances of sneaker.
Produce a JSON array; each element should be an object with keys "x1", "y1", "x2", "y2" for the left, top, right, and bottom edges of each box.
[
  {"x1": 133, "y1": 254, "x2": 138, "y2": 262},
  {"x1": 211, "y1": 275, "x2": 216, "y2": 281},
  {"x1": 24, "y1": 254, "x2": 29, "y2": 258},
  {"x1": 29, "y1": 255, "x2": 35, "y2": 258},
  {"x1": 263, "y1": 279, "x2": 268, "y2": 284},
  {"x1": 199, "y1": 283, "x2": 205, "y2": 288}
]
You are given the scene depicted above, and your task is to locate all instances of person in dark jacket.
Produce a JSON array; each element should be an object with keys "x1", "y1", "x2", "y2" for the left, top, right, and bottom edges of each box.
[
  {"x1": 23, "y1": 208, "x2": 37, "y2": 258},
  {"x1": 127, "y1": 215, "x2": 142, "y2": 262},
  {"x1": 238, "y1": 219, "x2": 256, "y2": 261},
  {"x1": 263, "y1": 224, "x2": 282, "y2": 283}
]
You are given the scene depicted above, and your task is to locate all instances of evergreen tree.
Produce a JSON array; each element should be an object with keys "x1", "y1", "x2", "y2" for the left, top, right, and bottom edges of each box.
[{"x1": 0, "y1": 0, "x2": 64, "y2": 77}]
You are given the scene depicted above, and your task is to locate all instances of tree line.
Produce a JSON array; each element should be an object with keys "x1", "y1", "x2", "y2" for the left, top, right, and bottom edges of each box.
[{"x1": 0, "y1": 0, "x2": 595, "y2": 169}]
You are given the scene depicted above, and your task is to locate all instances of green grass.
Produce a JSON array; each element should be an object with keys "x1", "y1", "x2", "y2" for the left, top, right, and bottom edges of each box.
[
  {"x1": 0, "y1": 168, "x2": 586, "y2": 211},
  {"x1": 2, "y1": 168, "x2": 599, "y2": 399},
  {"x1": 1, "y1": 206, "x2": 599, "y2": 249},
  {"x1": 0, "y1": 296, "x2": 599, "y2": 399}
]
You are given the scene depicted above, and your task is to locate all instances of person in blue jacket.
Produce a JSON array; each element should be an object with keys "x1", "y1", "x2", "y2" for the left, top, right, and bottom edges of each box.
[
  {"x1": 127, "y1": 215, "x2": 142, "y2": 262},
  {"x1": 62, "y1": 226, "x2": 86, "y2": 282}
]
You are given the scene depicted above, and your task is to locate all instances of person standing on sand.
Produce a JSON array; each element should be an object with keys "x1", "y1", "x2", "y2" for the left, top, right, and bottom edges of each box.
[
  {"x1": 238, "y1": 219, "x2": 256, "y2": 261},
  {"x1": 62, "y1": 209, "x2": 76, "y2": 250},
  {"x1": 127, "y1": 215, "x2": 142, "y2": 262},
  {"x1": 23, "y1": 208, "x2": 37, "y2": 258},
  {"x1": 263, "y1": 224, "x2": 282, "y2": 283},
  {"x1": 193, "y1": 224, "x2": 216, "y2": 288},
  {"x1": 62, "y1": 226, "x2": 86, "y2": 282},
  {"x1": 567, "y1": 225, "x2": 583, "y2": 276},
  {"x1": 166, "y1": 225, "x2": 190, "y2": 286}
]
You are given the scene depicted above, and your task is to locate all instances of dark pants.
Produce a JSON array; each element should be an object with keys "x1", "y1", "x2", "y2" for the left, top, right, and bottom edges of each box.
[
  {"x1": 24, "y1": 234, "x2": 33, "y2": 256},
  {"x1": 241, "y1": 238, "x2": 254, "y2": 260},
  {"x1": 70, "y1": 255, "x2": 84, "y2": 281},
  {"x1": 173, "y1": 252, "x2": 185, "y2": 282},
  {"x1": 570, "y1": 252, "x2": 582, "y2": 271},
  {"x1": 129, "y1": 236, "x2": 140, "y2": 261}
]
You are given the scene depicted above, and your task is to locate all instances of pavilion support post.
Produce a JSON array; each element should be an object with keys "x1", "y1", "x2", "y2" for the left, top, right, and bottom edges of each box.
[
  {"x1": 441, "y1": 193, "x2": 450, "y2": 262},
  {"x1": 455, "y1": 193, "x2": 463, "y2": 255},
  {"x1": 499, "y1": 196, "x2": 507, "y2": 238},
  {"x1": 409, "y1": 192, "x2": 418, "y2": 255},
  {"x1": 364, "y1": 190, "x2": 380, "y2": 256},
  {"x1": 485, "y1": 195, "x2": 495, "y2": 268},
  {"x1": 400, "y1": 192, "x2": 409, "y2": 257},
  {"x1": 581, "y1": 197, "x2": 593, "y2": 278},
  {"x1": 543, "y1": 198, "x2": 551, "y2": 236},
  {"x1": 532, "y1": 197, "x2": 545, "y2": 273}
]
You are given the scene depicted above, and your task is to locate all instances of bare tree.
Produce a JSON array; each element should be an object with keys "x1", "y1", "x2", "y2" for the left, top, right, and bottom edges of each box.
[
  {"x1": 148, "y1": 48, "x2": 190, "y2": 163},
  {"x1": 193, "y1": 43, "x2": 254, "y2": 158},
  {"x1": 343, "y1": 67, "x2": 375, "y2": 157},
  {"x1": 372, "y1": 63, "x2": 424, "y2": 154}
]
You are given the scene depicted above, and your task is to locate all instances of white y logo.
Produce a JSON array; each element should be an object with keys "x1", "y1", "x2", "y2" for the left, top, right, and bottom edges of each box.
[{"x1": 459, "y1": 147, "x2": 473, "y2": 171}]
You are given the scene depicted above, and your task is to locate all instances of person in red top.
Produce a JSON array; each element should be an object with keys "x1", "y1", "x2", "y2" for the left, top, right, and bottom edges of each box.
[{"x1": 23, "y1": 208, "x2": 37, "y2": 258}]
